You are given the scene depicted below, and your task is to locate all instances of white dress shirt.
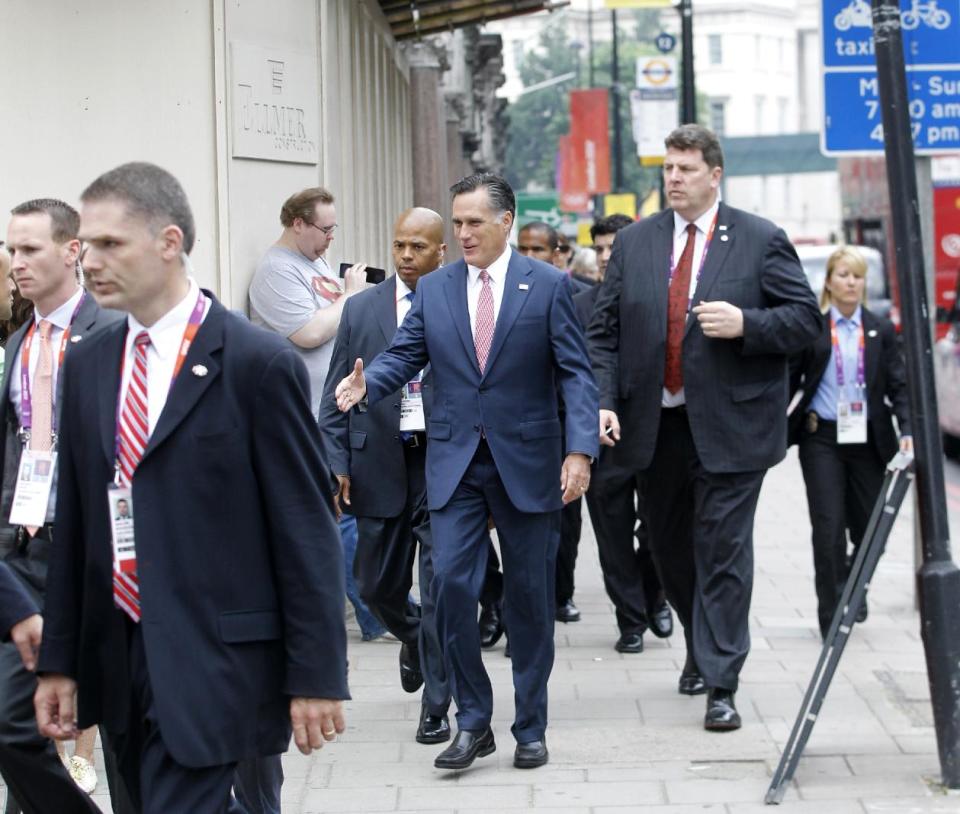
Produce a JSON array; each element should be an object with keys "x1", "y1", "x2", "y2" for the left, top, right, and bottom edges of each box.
[
  {"x1": 119, "y1": 279, "x2": 211, "y2": 436},
  {"x1": 396, "y1": 275, "x2": 415, "y2": 326},
  {"x1": 662, "y1": 200, "x2": 721, "y2": 408},
  {"x1": 9, "y1": 286, "x2": 85, "y2": 425},
  {"x1": 467, "y1": 245, "x2": 511, "y2": 335}
]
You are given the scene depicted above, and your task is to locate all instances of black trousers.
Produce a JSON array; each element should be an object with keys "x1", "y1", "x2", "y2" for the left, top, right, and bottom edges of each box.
[
  {"x1": 640, "y1": 408, "x2": 764, "y2": 692},
  {"x1": 107, "y1": 623, "x2": 245, "y2": 814},
  {"x1": 584, "y1": 475, "x2": 662, "y2": 635},
  {"x1": 353, "y1": 444, "x2": 450, "y2": 716},
  {"x1": 555, "y1": 498, "x2": 581, "y2": 604},
  {"x1": 798, "y1": 421, "x2": 886, "y2": 637}
]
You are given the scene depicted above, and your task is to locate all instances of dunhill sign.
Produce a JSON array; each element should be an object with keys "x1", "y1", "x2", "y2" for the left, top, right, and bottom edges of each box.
[{"x1": 230, "y1": 43, "x2": 319, "y2": 164}]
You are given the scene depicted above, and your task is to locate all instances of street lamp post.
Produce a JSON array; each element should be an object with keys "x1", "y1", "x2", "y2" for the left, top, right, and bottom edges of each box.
[
  {"x1": 870, "y1": 0, "x2": 960, "y2": 787},
  {"x1": 679, "y1": 0, "x2": 696, "y2": 123}
]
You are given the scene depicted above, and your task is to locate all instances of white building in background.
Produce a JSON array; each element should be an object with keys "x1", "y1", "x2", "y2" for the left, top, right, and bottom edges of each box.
[{"x1": 487, "y1": 0, "x2": 842, "y2": 241}]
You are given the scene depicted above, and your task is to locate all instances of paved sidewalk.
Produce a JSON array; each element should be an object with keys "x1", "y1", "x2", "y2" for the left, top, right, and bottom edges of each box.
[{"x1": 15, "y1": 450, "x2": 960, "y2": 812}]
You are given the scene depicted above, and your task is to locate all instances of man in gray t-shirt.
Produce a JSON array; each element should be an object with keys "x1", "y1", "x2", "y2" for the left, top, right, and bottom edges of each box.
[{"x1": 249, "y1": 186, "x2": 367, "y2": 417}]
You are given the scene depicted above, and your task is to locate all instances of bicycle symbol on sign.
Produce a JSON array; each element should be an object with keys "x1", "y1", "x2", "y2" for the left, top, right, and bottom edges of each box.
[{"x1": 833, "y1": 0, "x2": 951, "y2": 29}]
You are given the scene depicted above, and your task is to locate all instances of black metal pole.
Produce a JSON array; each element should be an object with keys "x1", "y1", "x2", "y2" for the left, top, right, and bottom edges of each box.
[
  {"x1": 679, "y1": 0, "x2": 696, "y2": 123},
  {"x1": 871, "y1": 0, "x2": 960, "y2": 788},
  {"x1": 610, "y1": 9, "x2": 624, "y2": 192}
]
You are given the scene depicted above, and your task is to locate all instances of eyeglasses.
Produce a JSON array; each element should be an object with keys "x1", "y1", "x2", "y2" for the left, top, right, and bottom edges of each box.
[{"x1": 307, "y1": 221, "x2": 337, "y2": 236}]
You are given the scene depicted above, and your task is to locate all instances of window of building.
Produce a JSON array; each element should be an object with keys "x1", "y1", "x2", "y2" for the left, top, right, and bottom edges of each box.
[
  {"x1": 708, "y1": 34, "x2": 722, "y2": 65},
  {"x1": 709, "y1": 99, "x2": 726, "y2": 135},
  {"x1": 778, "y1": 97, "x2": 789, "y2": 133},
  {"x1": 755, "y1": 95, "x2": 766, "y2": 133}
]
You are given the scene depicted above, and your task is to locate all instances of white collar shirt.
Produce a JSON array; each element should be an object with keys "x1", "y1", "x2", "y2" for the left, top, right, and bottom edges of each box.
[
  {"x1": 467, "y1": 245, "x2": 511, "y2": 335},
  {"x1": 663, "y1": 200, "x2": 720, "y2": 408},
  {"x1": 9, "y1": 286, "x2": 85, "y2": 425},
  {"x1": 395, "y1": 275, "x2": 415, "y2": 327},
  {"x1": 119, "y1": 278, "x2": 211, "y2": 437}
]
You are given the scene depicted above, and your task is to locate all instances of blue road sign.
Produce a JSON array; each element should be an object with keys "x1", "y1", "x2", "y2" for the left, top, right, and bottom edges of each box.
[
  {"x1": 655, "y1": 32, "x2": 677, "y2": 53},
  {"x1": 824, "y1": 69, "x2": 960, "y2": 153},
  {"x1": 821, "y1": 0, "x2": 960, "y2": 154}
]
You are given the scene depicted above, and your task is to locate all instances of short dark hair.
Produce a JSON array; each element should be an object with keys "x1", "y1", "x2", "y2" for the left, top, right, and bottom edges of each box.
[
  {"x1": 664, "y1": 124, "x2": 724, "y2": 170},
  {"x1": 450, "y1": 173, "x2": 516, "y2": 219},
  {"x1": 518, "y1": 221, "x2": 559, "y2": 250},
  {"x1": 10, "y1": 199, "x2": 80, "y2": 243},
  {"x1": 81, "y1": 162, "x2": 196, "y2": 254},
  {"x1": 590, "y1": 214, "x2": 634, "y2": 242},
  {"x1": 280, "y1": 187, "x2": 335, "y2": 228}
]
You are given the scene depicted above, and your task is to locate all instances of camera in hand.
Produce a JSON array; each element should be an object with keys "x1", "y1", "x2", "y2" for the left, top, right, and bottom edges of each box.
[{"x1": 339, "y1": 262, "x2": 386, "y2": 285}]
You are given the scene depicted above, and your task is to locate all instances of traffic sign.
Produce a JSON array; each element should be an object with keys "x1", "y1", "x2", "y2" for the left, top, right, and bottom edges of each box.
[
  {"x1": 515, "y1": 193, "x2": 578, "y2": 229},
  {"x1": 655, "y1": 32, "x2": 677, "y2": 53},
  {"x1": 821, "y1": 0, "x2": 960, "y2": 154}
]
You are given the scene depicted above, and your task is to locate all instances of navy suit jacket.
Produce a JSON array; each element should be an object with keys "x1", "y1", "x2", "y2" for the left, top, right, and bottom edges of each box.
[
  {"x1": 788, "y1": 308, "x2": 909, "y2": 461},
  {"x1": 320, "y1": 276, "x2": 434, "y2": 518},
  {"x1": 0, "y1": 561, "x2": 39, "y2": 637},
  {"x1": 37, "y1": 296, "x2": 349, "y2": 768},
  {"x1": 362, "y1": 251, "x2": 599, "y2": 513},
  {"x1": 589, "y1": 203, "x2": 821, "y2": 474}
]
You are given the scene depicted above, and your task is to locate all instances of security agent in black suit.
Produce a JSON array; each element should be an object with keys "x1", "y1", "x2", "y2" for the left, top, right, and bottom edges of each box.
[
  {"x1": 0, "y1": 199, "x2": 130, "y2": 814},
  {"x1": 516, "y1": 221, "x2": 589, "y2": 625},
  {"x1": 573, "y1": 215, "x2": 672, "y2": 655},
  {"x1": 34, "y1": 163, "x2": 349, "y2": 813},
  {"x1": 788, "y1": 246, "x2": 911, "y2": 638},
  {"x1": 589, "y1": 125, "x2": 821, "y2": 731},
  {"x1": 321, "y1": 207, "x2": 455, "y2": 743}
]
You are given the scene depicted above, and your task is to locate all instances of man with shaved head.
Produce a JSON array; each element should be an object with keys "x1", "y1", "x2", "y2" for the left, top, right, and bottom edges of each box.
[{"x1": 320, "y1": 208, "x2": 453, "y2": 744}]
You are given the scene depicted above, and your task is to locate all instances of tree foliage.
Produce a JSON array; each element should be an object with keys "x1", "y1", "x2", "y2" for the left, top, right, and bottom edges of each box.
[{"x1": 504, "y1": 10, "x2": 667, "y2": 205}]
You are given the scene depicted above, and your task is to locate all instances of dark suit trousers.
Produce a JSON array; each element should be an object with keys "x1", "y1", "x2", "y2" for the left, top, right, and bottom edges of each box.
[
  {"x1": 640, "y1": 409, "x2": 764, "y2": 691},
  {"x1": 430, "y1": 441, "x2": 559, "y2": 742},
  {"x1": 584, "y1": 475, "x2": 661, "y2": 635},
  {"x1": 798, "y1": 422, "x2": 885, "y2": 637},
  {"x1": 107, "y1": 622, "x2": 246, "y2": 814},
  {"x1": 354, "y1": 444, "x2": 451, "y2": 715},
  {"x1": 556, "y1": 498, "x2": 581, "y2": 604}
]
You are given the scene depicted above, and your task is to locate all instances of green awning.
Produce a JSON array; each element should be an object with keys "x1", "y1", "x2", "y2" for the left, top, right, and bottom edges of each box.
[{"x1": 720, "y1": 133, "x2": 837, "y2": 176}]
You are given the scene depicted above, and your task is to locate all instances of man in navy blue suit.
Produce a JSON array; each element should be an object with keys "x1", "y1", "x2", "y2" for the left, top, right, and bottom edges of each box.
[{"x1": 336, "y1": 174, "x2": 598, "y2": 770}]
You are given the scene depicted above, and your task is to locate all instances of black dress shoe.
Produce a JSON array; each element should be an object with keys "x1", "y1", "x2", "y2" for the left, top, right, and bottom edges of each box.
[
  {"x1": 704, "y1": 688, "x2": 741, "y2": 731},
  {"x1": 416, "y1": 706, "x2": 451, "y2": 744},
  {"x1": 555, "y1": 598, "x2": 581, "y2": 623},
  {"x1": 678, "y1": 657, "x2": 707, "y2": 696},
  {"x1": 647, "y1": 597, "x2": 674, "y2": 639},
  {"x1": 399, "y1": 642, "x2": 424, "y2": 693},
  {"x1": 614, "y1": 632, "x2": 644, "y2": 653},
  {"x1": 855, "y1": 597, "x2": 868, "y2": 623},
  {"x1": 433, "y1": 727, "x2": 495, "y2": 769},
  {"x1": 479, "y1": 602, "x2": 504, "y2": 649},
  {"x1": 514, "y1": 739, "x2": 549, "y2": 769}
]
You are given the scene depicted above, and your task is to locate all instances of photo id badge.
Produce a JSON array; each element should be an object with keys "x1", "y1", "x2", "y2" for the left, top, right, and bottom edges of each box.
[
  {"x1": 8, "y1": 449, "x2": 57, "y2": 527},
  {"x1": 399, "y1": 371, "x2": 426, "y2": 432},
  {"x1": 108, "y1": 484, "x2": 137, "y2": 574},
  {"x1": 837, "y1": 400, "x2": 867, "y2": 444}
]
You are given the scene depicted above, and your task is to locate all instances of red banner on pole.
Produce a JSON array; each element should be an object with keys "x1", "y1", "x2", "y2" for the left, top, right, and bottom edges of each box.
[
  {"x1": 569, "y1": 89, "x2": 611, "y2": 195},
  {"x1": 559, "y1": 135, "x2": 591, "y2": 212}
]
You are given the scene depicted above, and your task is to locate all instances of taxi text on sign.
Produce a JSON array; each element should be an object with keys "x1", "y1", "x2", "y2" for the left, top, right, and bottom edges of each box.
[{"x1": 820, "y1": 0, "x2": 960, "y2": 155}]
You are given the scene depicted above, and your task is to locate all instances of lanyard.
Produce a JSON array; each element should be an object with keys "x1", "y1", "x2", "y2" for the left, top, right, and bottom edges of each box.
[
  {"x1": 19, "y1": 292, "x2": 86, "y2": 436},
  {"x1": 113, "y1": 290, "x2": 206, "y2": 479},
  {"x1": 830, "y1": 316, "x2": 865, "y2": 396},
  {"x1": 668, "y1": 213, "x2": 719, "y2": 310}
]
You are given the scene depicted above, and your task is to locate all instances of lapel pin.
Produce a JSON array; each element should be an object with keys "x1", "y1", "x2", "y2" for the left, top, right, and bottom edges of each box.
[
  {"x1": 718, "y1": 225, "x2": 728, "y2": 231},
  {"x1": 70, "y1": 335, "x2": 83, "y2": 343},
  {"x1": 868, "y1": 329, "x2": 878, "y2": 337},
  {"x1": 519, "y1": 283, "x2": 529, "y2": 290},
  {"x1": 720, "y1": 235, "x2": 729, "y2": 242},
  {"x1": 191, "y1": 364, "x2": 208, "y2": 377}
]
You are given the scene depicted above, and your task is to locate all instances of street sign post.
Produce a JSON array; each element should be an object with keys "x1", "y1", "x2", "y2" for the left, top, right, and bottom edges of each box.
[
  {"x1": 632, "y1": 56, "x2": 679, "y2": 166},
  {"x1": 821, "y1": 0, "x2": 960, "y2": 154}
]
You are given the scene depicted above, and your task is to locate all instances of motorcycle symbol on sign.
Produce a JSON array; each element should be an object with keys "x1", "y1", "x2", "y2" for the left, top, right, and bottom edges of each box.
[{"x1": 833, "y1": 0, "x2": 951, "y2": 29}]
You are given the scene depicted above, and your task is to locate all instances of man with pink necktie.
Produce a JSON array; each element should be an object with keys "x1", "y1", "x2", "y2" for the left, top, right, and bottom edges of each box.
[{"x1": 335, "y1": 173, "x2": 598, "y2": 771}]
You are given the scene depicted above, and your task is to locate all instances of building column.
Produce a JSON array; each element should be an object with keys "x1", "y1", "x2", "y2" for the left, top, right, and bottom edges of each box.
[{"x1": 406, "y1": 42, "x2": 448, "y2": 215}]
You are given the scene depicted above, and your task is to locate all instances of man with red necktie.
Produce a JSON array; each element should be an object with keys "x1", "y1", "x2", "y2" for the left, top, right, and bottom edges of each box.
[
  {"x1": 588, "y1": 125, "x2": 820, "y2": 732},
  {"x1": 335, "y1": 174, "x2": 598, "y2": 771},
  {"x1": 33, "y1": 163, "x2": 349, "y2": 813}
]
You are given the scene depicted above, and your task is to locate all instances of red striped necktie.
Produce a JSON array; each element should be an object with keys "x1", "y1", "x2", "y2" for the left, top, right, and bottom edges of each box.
[
  {"x1": 474, "y1": 270, "x2": 494, "y2": 372},
  {"x1": 113, "y1": 331, "x2": 150, "y2": 622}
]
